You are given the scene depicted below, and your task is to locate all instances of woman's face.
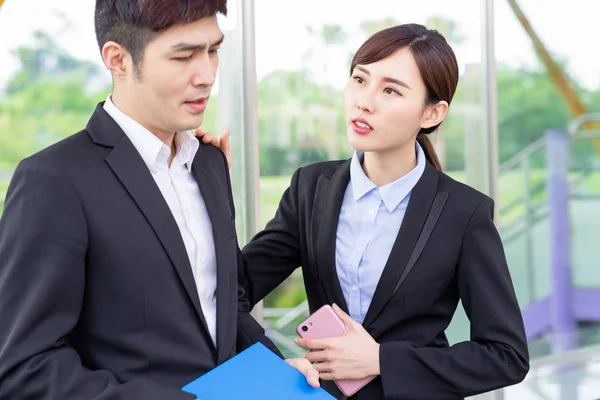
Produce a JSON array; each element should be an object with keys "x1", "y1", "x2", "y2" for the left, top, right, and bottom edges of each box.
[{"x1": 344, "y1": 47, "x2": 439, "y2": 154}]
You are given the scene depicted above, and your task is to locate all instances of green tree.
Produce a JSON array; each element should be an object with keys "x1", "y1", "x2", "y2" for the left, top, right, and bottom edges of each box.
[
  {"x1": 0, "y1": 31, "x2": 110, "y2": 169},
  {"x1": 256, "y1": 69, "x2": 334, "y2": 176},
  {"x1": 6, "y1": 31, "x2": 103, "y2": 95},
  {"x1": 305, "y1": 24, "x2": 348, "y2": 160},
  {"x1": 496, "y1": 64, "x2": 572, "y2": 163}
]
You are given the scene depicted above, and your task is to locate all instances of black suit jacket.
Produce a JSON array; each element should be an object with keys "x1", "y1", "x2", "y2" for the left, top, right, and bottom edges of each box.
[
  {"x1": 0, "y1": 104, "x2": 279, "y2": 400},
  {"x1": 242, "y1": 159, "x2": 530, "y2": 400}
]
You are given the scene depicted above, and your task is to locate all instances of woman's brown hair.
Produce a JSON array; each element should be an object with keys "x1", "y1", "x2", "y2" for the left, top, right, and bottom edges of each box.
[{"x1": 350, "y1": 24, "x2": 459, "y2": 171}]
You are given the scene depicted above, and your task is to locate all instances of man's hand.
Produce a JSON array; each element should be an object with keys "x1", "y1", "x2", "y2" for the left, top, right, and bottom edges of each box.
[
  {"x1": 194, "y1": 128, "x2": 232, "y2": 169},
  {"x1": 286, "y1": 357, "x2": 321, "y2": 388},
  {"x1": 295, "y1": 304, "x2": 380, "y2": 381}
]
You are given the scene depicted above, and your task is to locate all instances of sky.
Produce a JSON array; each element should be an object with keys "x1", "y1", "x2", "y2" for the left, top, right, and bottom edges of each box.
[{"x1": 0, "y1": 0, "x2": 599, "y2": 94}]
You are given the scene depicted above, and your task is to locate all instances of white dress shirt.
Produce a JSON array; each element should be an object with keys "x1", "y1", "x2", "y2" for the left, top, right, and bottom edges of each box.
[
  {"x1": 103, "y1": 96, "x2": 218, "y2": 344},
  {"x1": 336, "y1": 143, "x2": 426, "y2": 323}
]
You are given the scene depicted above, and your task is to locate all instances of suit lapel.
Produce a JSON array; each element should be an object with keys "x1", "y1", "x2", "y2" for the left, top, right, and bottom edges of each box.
[
  {"x1": 362, "y1": 163, "x2": 440, "y2": 327},
  {"x1": 104, "y1": 137, "x2": 213, "y2": 343},
  {"x1": 391, "y1": 191, "x2": 448, "y2": 298},
  {"x1": 87, "y1": 104, "x2": 219, "y2": 352},
  {"x1": 192, "y1": 146, "x2": 236, "y2": 364},
  {"x1": 313, "y1": 161, "x2": 352, "y2": 314}
]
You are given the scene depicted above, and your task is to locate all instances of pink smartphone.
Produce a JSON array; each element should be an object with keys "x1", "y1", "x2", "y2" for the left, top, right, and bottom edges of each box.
[{"x1": 296, "y1": 305, "x2": 376, "y2": 397}]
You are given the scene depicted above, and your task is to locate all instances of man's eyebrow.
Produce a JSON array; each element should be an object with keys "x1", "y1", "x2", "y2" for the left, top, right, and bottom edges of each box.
[
  {"x1": 211, "y1": 34, "x2": 225, "y2": 47},
  {"x1": 355, "y1": 65, "x2": 412, "y2": 90},
  {"x1": 170, "y1": 34, "x2": 225, "y2": 52}
]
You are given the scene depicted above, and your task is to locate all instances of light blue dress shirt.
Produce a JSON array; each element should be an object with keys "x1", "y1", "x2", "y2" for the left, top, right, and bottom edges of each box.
[{"x1": 335, "y1": 143, "x2": 426, "y2": 324}]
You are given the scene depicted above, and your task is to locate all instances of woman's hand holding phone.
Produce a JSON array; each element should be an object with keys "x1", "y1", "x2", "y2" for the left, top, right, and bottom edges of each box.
[{"x1": 295, "y1": 304, "x2": 379, "y2": 396}]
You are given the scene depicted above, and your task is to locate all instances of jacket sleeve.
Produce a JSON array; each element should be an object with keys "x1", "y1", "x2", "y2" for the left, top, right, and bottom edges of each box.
[
  {"x1": 235, "y1": 243, "x2": 284, "y2": 357},
  {"x1": 378, "y1": 197, "x2": 530, "y2": 399},
  {"x1": 0, "y1": 157, "x2": 194, "y2": 400},
  {"x1": 214, "y1": 149, "x2": 284, "y2": 357},
  {"x1": 241, "y1": 168, "x2": 304, "y2": 308}
]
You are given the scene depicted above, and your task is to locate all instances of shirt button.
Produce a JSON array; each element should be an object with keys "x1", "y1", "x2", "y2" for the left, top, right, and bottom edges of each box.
[
  {"x1": 368, "y1": 209, "x2": 374, "y2": 215},
  {"x1": 351, "y1": 285, "x2": 358, "y2": 293}
]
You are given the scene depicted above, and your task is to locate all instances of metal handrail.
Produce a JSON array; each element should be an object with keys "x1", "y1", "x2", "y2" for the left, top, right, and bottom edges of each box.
[
  {"x1": 572, "y1": 129, "x2": 600, "y2": 140},
  {"x1": 500, "y1": 167, "x2": 597, "y2": 237},
  {"x1": 499, "y1": 137, "x2": 546, "y2": 172},
  {"x1": 568, "y1": 112, "x2": 600, "y2": 136},
  {"x1": 498, "y1": 179, "x2": 545, "y2": 217},
  {"x1": 497, "y1": 123, "x2": 600, "y2": 233},
  {"x1": 528, "y1": 341, "x2": 600, "y2": 371},
  {"x1": 271, "y1": 300, "x2": 308, "y2": 330},
  {"x1": 263, "y1": 300, "x2": 309, "y2": 358}
]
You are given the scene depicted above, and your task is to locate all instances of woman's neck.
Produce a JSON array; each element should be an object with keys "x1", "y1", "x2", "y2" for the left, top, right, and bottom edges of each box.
[{"x1": 361, "y1": 142, "x2": 417, "y2": 187}]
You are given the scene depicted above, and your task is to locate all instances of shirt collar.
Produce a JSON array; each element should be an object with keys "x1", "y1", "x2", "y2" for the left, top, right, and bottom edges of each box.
[
  {"x1": 103, "y1": 95, "x2": 198, "y2": 173},
  {"x1": 349, "y1": 142, "x2": 426, "y2": 212}
]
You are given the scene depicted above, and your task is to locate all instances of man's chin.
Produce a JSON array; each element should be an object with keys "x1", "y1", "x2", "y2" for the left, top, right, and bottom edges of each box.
[{"x1": 177, "y1": 116, "x2": 204, "y2": 132}]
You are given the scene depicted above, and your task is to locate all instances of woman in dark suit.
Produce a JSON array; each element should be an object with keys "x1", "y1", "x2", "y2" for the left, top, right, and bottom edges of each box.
[{"x1": 203, "y1": 23, "x2": 529, "y2": 400}]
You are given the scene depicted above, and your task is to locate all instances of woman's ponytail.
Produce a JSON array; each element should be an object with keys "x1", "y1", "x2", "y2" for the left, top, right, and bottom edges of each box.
[{"x1": 416, "y1": 133, "x2": 442, "y2": 171}]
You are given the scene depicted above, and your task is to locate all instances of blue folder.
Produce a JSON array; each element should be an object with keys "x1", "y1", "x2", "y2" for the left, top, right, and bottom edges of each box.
[{"x1": 181, "y1": 343, "x2": 335, "y2": 399}]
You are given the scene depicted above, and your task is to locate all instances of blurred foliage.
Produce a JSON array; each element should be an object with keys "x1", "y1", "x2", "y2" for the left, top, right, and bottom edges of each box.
[{"x1": 0, "y1": 31, "x2": 110, "y2": 169}]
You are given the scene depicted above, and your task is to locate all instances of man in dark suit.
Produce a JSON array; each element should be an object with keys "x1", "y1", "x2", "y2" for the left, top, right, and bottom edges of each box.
[{"x1": 0, "y1": 1, "x2": 316, "y2": 399}]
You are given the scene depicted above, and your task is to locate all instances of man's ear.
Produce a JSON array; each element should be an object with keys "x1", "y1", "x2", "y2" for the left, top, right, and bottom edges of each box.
[
  {"x1": 102, "y1": 41, "x2": 132, "y2": 80},
  {"x1": 421, "y1": 100, "x2": 449, "y2": 129}
]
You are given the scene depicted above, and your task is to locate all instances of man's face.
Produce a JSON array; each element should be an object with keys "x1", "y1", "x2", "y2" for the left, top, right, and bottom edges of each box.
[{"x1": 123, "y1": 16, "x2": 223, "y2": 136}]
